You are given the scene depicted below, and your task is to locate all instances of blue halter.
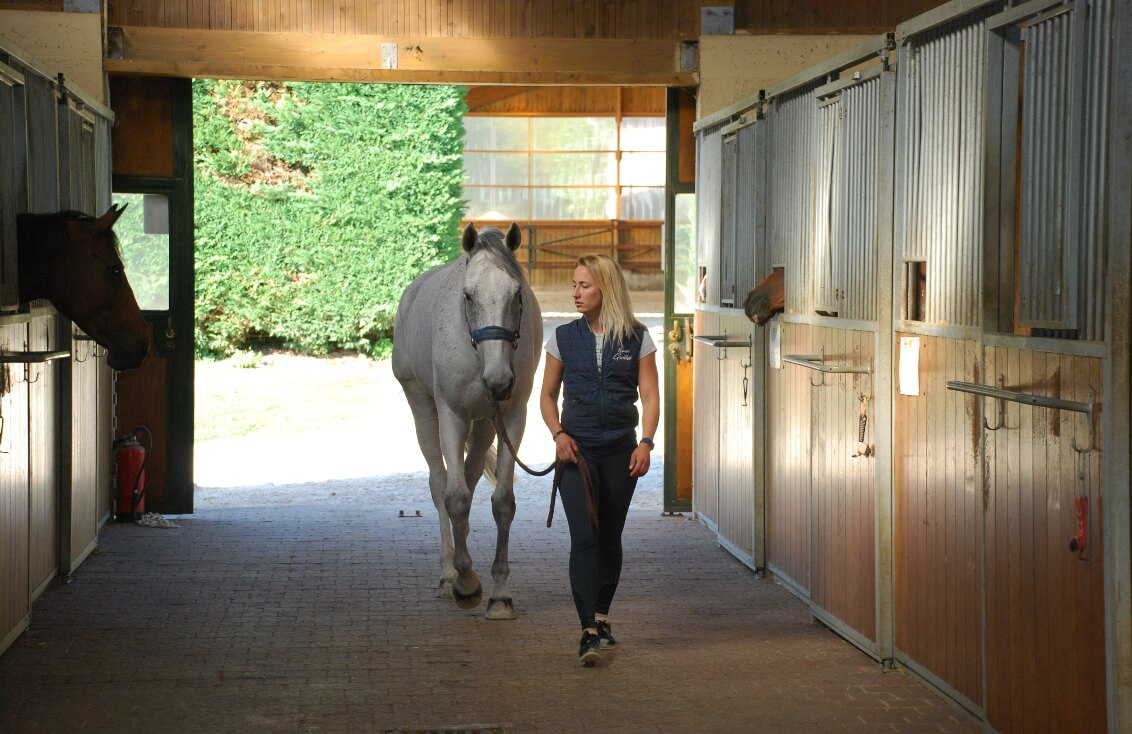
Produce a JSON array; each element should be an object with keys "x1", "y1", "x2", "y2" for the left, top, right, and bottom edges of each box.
[{"x1": 467, "y1": 295, "x2": 523, "y2": 349}]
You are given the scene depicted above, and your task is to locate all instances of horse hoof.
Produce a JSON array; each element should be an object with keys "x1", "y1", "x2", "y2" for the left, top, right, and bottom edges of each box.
[
  {"x1": 485, "y1": 597, "x2": 516, "y2": 620},
  {"x1": 453, "y1": 583, "x2": 483, "y2": 610},
  {"x1": 436, "y1": 579, "x2": 454, "y2": 599}
]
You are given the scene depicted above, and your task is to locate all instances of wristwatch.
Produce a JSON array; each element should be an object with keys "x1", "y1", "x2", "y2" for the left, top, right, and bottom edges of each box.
[{"x1": 639, "y1": 437, "x2": 654, "y2": 450}]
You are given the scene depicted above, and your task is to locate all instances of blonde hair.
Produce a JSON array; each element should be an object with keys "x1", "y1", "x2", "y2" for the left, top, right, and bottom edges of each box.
[{"x1": 576, "y1": 253, "x2": 644, "y2": 346}]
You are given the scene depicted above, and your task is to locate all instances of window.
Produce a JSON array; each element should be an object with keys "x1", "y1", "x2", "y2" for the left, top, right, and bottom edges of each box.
[{"x1": 463, "y1": 116, "x2": 666, "y2": 222}]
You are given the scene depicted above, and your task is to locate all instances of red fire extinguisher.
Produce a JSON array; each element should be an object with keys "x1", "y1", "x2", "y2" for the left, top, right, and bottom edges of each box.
[{"x1": 115, "y1": 426, "x2": 152, "y2": 522}]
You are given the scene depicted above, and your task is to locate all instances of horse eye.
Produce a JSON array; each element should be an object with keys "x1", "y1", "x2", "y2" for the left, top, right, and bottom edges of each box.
[
  {"x1": 464, "y1": 293, "x2": 472, "y2": 302},
  {"x1": 108, "y1": 265, "x2": 123, "y2": 278}
]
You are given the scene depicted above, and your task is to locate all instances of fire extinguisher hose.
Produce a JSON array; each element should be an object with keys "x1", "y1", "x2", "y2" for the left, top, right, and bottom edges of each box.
[{"x1": 131, "y1": 425, "x2": 153, "y2": 514}]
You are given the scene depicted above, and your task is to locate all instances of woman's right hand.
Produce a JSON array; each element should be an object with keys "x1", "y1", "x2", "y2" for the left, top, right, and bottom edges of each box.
[{"x1": 554, "y1": 432, "x2": 579, "y2": 464}]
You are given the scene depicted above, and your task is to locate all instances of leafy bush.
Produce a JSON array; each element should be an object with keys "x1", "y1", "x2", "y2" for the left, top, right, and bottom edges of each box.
[{"x1": 193, "y1": 80, "x2": 467, "y2": 358}]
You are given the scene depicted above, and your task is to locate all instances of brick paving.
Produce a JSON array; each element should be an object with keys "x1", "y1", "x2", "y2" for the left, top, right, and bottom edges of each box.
[{"x1": 0, "y1": 471, "x2": 980, "y2": 734}]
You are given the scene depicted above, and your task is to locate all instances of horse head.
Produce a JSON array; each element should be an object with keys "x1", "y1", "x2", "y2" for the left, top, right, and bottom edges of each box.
[
  {"x1": 461, "y1": 222, "x2": 525, "y2": 402},
  {"x1": 743, "y1": 268, "x2": 785, "y2": 325},
  {"x1": 17, "y1": 205, "x2": 150, "y2": 370}
]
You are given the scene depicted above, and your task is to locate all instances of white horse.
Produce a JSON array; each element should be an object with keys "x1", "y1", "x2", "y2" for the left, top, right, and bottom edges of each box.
[{"x1": 392, "y1": 223, "x2": 542, "y2": 620}]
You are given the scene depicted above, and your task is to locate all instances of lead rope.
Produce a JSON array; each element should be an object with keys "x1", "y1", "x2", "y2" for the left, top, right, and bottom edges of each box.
[{"x1": 492, "y1": 402, "x2": 598, "y2": 533}]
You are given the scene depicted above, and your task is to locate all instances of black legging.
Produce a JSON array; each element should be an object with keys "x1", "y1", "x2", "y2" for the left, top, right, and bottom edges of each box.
[{"x1": 558, "y1": 434, "x2": 638, "y2": 629}]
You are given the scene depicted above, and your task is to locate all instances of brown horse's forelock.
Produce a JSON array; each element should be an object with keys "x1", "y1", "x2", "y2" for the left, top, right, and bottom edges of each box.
[{"x1": 468, "y1": 227, "x2": 526, "y2": 284}]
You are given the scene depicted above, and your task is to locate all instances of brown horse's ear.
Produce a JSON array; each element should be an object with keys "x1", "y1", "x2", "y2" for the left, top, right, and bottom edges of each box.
[
  {"x1": 505, "y1": 222, "x2": 522, "y2": 251},
  {"x1": 94, "y1": 203, "x2": 128, "y2": 233},
  {"x1": 462, "y1": 223, "x2": 478, "y2": 253}
]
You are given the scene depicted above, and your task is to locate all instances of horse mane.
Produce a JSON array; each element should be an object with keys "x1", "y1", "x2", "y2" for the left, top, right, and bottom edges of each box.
[{"x1": 465, "y1": 227, "x2": 527, "y2": 284}]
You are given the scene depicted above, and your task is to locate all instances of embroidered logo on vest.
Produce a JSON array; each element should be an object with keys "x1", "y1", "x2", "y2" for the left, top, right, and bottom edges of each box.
[{"x1": 612, "y1": 347, "x2": 633, "y2": 362}]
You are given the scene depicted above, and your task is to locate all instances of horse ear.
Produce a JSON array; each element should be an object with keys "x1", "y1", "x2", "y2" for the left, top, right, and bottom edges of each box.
[
  {"x1": 505, "y1": 222, "x2": 522, "y2": 251},
  {"x1": 95, "y1": 203, "x2": 128, "y2": 233},
  {"x1": 462, "y1": 223, "x2": 478, "y2": 253}
]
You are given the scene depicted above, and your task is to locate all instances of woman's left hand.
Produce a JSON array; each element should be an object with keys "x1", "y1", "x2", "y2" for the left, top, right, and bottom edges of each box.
[{"x1": 629, "y1": 444, "x2": 651, "y2": 478}]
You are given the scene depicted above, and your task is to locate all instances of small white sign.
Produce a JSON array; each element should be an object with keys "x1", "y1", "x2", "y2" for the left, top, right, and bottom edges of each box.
[
  {"x1": 381, "y1": 43, "x2": 398, "y2": 70},
  {"x1": 898, "y1": 336, "x2": 920, "y2": 396}
]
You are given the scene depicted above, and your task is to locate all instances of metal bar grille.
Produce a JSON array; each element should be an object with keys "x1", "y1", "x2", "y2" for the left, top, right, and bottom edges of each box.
[
  {"x1": 835, "y1": 79, "x2": 881, "y2": 322},
  {"x1": 767, "y1": 83, "x2": 822, "y2": 315},
  {"x1": 696, "y1": 123, "x2": 725, "y2": 306},
  {"x1": 898, "y1": 11, "x2": 992, "y2": 327},
  {"x1": 1017, "y1": 10, "x2": 1075, "y2": 330},
  {"x1": 25, "y1": 73, "x2": 59, "y2": 213},
  {"x1": 734, "y1": 122, "x2": 758, "y2": 303},
  {"x1": 720, "y1": 133, "x2": 738, "y2": 305}
]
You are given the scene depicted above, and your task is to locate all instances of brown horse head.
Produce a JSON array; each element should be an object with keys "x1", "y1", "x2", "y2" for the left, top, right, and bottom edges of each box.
[
  {"x1": 743, "y1": 268, "x2": 785, "y2": 325},
  {"x1": 17, "y1": 206, "x2": 149, "y2": 370}
]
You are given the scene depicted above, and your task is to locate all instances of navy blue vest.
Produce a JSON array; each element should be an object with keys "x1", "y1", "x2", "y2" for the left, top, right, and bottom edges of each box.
[{"x1": 557, "y1": 318, "x2": 644, "y2": 448}]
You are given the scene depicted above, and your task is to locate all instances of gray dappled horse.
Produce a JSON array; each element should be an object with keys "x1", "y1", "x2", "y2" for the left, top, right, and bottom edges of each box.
[
  {"x1": 17, "y1": 205, "x2": 149, "y2": 370},
  {"x1": 392, "y1": 223, "x2": 542, "y2": 619}
]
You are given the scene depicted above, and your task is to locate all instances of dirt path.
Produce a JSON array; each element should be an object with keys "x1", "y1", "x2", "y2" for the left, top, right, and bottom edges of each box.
[{"x1": 193, "y1": 294, "x2": 666, "y2": 510}]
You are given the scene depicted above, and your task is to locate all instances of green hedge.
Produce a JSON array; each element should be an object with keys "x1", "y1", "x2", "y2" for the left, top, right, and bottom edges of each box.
[{"x1": 193, "y1": 80, "x2": 467, "y2": 358}]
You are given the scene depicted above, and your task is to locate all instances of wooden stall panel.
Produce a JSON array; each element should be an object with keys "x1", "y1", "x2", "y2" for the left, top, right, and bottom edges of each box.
[
  {"x1": 983, "y1": 348, "x2": 1105, "y2": 734},
  {"x1": 809, "y1": 326, "x2": 876, "y2": 643},
  {"x1": 66, "y1": 332, "x2": 101, "y2": 573},
  {"x1": 717, "y1": 312, "x2": 755, "y2": 564},
  {"x1": 893, "y1": 334, "x2": 982, "y2": 708},
  {"x1": 0, "y1": 322, "x2": 31, "y2": 653},
  {"x1": 27, "y1": 315, "x2": 60, "y2": 599},
  {"x1": 692, "y1": 309, "x2": 720, "y2": 528},
  {"x1": 766, "y1": 321, "x2": 812, "y2": 592}
]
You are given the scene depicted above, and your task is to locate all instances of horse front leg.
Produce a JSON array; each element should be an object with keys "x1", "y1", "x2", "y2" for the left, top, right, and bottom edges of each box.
[
  {"x1": 438, "y1": 407, "x2": 482, "y2": 610},
  {"x1": 485, "y1": 406, "x2": 524, "y2": 620},
  {"x1": 399, "y1": 381, "x2": 455, "y2": 598}
]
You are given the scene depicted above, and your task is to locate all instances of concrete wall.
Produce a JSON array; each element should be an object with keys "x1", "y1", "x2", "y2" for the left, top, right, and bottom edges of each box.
[
  {"x1": 0, "y1": 10, "x2": 104, "y2": 104},
  {"x1": 697, "y1": 35, "x2": 873, "y2": 118}
]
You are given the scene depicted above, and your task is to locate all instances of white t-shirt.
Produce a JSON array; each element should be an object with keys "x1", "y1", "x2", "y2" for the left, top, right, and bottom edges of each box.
[{"x1": 545, "y1": 322, "x2": 657, "y2": 374}]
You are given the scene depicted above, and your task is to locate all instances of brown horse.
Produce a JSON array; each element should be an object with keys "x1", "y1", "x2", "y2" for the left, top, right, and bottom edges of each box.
[
  {"x1": 17, "y1": 205, "x2": 149, "y2": 370},
  {"x1": 742, "y1": 268, "x2": 785, "y2": 325}
]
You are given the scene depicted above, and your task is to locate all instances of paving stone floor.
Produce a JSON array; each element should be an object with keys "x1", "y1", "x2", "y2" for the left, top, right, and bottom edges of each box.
[{"x1": 0, "y1": 470, "x2": 980, "y2": 734}]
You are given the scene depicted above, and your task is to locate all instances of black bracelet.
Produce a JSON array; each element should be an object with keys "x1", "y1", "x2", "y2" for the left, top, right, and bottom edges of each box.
[{"x1": 552, "y1": 429, "x2": 566, "y2": 440}]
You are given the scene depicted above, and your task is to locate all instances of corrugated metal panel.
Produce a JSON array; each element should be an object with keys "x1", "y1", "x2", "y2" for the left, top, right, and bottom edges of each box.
[
  {"x1": 833, "y1": 79, "x2": 880, "y2": 322},
  {"x1": 813, "y1": 100, "x2": 838, "y2": 314},
  {"x1": 696, "y1": 124, "x2": 724, "y2": 306},
  {"x1": 734, "y1": 123, "x2": 758, "y2": 303},
  {"x1": 898, "y1": 10, "x2": 991, "y2": 327},
  {"x1": 24, "y1": 73, "x2": 58, "y2": 213},
  {"x1": 1017, "y1": 10, "x2": 1075, "y2": 330},
  {"x1": 1076, "y1": 0, "x2": 1113, "y2": 341},
  {"x1": 0, "y1": 66, "x2": 24, "y2": 311},
  {"x1": 766, "y1": 84, "x2": 821, "y2": 314},
  {"x1": 720, "y1": 134, "x2": 738, "y2": 306}
]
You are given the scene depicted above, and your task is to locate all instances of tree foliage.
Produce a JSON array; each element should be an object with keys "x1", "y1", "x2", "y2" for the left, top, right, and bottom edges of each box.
[{"x1": 193, "y1": 80, "x2": 467, "y2": 357}]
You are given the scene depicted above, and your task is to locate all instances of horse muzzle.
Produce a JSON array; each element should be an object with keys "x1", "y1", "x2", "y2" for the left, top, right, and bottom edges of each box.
[{"x1": 107, "y1": 337, "x2": 149, "y2": 371}]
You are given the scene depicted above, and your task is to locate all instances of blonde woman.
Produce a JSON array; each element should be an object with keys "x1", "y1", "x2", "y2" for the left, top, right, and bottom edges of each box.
[{"x1": 540, "y1": 254, "x2": 660, "y2": 666}]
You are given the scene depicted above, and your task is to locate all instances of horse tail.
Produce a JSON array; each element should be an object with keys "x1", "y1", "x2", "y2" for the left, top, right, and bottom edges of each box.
[
  {"x1": 467, "y1": 436, "x2": 499, "y2": 488},
  {"x1": 482, "y1": 443, "x2": 498, "y2": 488}
]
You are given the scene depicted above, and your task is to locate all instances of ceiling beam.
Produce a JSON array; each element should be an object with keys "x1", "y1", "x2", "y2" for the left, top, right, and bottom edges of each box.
[
  {"x1": 104, "y1": 27, "x2": 696, "y2": 87},
  {"x1": 465, "y1": 86, "x2": 534, "y2": 111}
]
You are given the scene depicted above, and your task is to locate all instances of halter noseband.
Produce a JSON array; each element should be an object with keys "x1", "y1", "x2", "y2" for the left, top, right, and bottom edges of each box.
[{"x1": 466, "y1": 294, "x2": 523, "y2": 349}]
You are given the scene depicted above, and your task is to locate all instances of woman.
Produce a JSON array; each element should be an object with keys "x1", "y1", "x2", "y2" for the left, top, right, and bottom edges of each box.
[{"x1": 540, "y1": 254, "x2": 660, "y2": 666}]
